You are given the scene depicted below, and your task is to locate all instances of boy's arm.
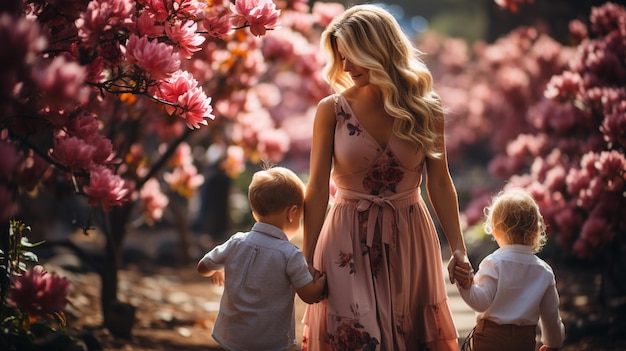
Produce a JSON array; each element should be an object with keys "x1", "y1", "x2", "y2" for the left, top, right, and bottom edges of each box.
[
  {"x1": 296, "y1": 273, "x2": 327, "y2": 304},
  {"x1": 539, "y1": 281, "x2": 565, "y2": 348},
  {"x1": 457, "y1": 259, "x2": 498, "y2": 312},
  {"x1": 197, "y1": 260, "x2": 218, "y2": 277}
]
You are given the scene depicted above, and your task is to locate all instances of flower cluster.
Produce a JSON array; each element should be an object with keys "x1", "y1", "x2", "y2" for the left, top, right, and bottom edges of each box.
[
  {"x1": 328, "y1": 317, "x2": 380, "y2": 351},
  {"x1": 8, "y1": 265, "x2": 70, "y2": 318},
  {"x1": 362, "y1": 152, "x2": 404, "y2": 196},
  {"x1": 204, "y1": 0, "x2": 281, "y2": 38},
  {"x1": 1, "y1": 221, "x2": 72, "y2": 349}
]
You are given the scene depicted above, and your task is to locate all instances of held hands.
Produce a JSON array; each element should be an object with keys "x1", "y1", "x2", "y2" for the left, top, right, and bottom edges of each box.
[
  {"x1": 454, "y1": 260, "x2": 474, "y2": 289},
  {"x1": 309, "y1": 265, "x2": 328, "y2": 301},
  {"x1": 312, "y1": 270, "x2": 328, "y2": 302},
  {"x1": 447, "y1": 249, "x2": 473, "y2": 289}
]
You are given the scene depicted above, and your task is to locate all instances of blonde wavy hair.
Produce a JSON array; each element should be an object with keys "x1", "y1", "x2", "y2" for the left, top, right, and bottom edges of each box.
[
  {"x1": 483, "y1": 188, "x2": 548, "y2": 253},
  {"x1": 321, "y1": 4, "x2": 444, "y2": 158}
]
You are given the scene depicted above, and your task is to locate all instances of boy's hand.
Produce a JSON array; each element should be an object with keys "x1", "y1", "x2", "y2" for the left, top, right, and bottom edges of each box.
[
  {"x1": 454, "y1": 260, "x2": 474, "y2": 289},
  {"x1": 312, "y1": 272, "x2": 327, "y2": 301},
  {"x1": 210, "y1": 270, "x2": 225, "y2": 286}
]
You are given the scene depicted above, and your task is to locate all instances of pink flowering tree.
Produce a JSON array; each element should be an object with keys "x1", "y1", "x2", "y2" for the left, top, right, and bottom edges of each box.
[
  {"x1": 0, "y1": 0, "x2": 338, "y2": 334},
  {"x1": 423, "y1": 1, "x2": 626, "y2": 299}
]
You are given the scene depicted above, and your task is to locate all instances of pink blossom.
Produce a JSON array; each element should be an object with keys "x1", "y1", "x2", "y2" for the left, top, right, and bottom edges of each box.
[
  {"x1": 76, "y1": 0, "x2": 134, "y2": 44},
  {"x1": 143, "y1": 0, "x2": 206, "y2": 22},
  {"x1": 66, "y1": 112, "x2": 100, "y2": 139},
  {"x1": 142, "y1": 0, "x2": 169, "y2": 22},
  {"x1": 312, "y1": 2, "x2": 345, "y2": 28},
  {"x1": 8, "y1": 265, "x2": 70, "y2": 317},
  {"x1": 83, "y1": 165, "x2": 130, "y2": 211},
  {"x1": 595, "y1": 150, "x2": 626, "y2": 191},
  {"x1": 134, "y1": 10, "x2": 165, "y2": 38},
  {"x1": 165, "y1": 20, "x2": 206, "y2": 59},
  {"x1": 155, "y1": 70, "x2": 199, "y2": 109},
  {"x1": 166, "y1": 142, "x2": 194, "y2": 168},
  {"x1": 125, "y1": 35, "x2": 181, "y2": 81},
  {"x1": 164, "y1": 164, "x2": 204, "y2": 198},
  {"x1": 90, "y1": 134, "x2": 118, "y2": 164},
  {"x1": 139, "y1": 178, "x2": 169, "y2": 225},
  {"x1": 569, "y1": 19, "x2": 588, "y2": 43},
  {"x1": 0, "y1": 14, "x2": 46, "y2": 79},
  {"x1": 155, "y1": 71, "x2": 198, "y2": 102},
  {"x1": 220, "y1": 145, "x2": 246, "y2": 178},
  {"x1": 544, "y1": 71, "x2": 582, "y2": 101},
  {"x1": 50, "y1": 136, "x2": 96, "y2": 171},
  {"x1": 262, "y1": 30, "x2": 297, "y2": 61},
  {"x1": 33, "y1": 56, "x2": 88, "y2": 109},
  {"x1": 176, "y1": 87, "x2": 214, "y2": 129},
  {"x1": 231, "y1": 0, "x2": 280, "y2": 37},
  {"x1": 580, "y1": 216, "x2": 612, "y2": 248},
  {"x1": 202, "y1": 5, "x2": 233, "y2": 39},
  {"x1": 257, "y1": 128, "x2": 290, "y2": 163},
  {"x1": 601, "y1": 100, "x2": 626, "y2": 148}
]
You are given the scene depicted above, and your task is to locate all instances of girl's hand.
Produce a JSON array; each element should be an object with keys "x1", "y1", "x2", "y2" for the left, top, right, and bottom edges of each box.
[{"x1": 454, "y1": 261, "x2": 474, "y2": 289}]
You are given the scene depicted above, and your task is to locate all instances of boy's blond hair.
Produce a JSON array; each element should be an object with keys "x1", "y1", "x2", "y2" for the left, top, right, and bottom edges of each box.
[
  {"x1": 483, "y1": 188, "x2": 547, "y2": 253},
  {"x1": 248, "y1": 166, "x2": 305, "y2": 217}
]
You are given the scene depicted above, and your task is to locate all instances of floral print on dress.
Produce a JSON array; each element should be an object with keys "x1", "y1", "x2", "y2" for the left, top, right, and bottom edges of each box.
[
  {"x1": 335, "y1": 250, "x2": 355, "y2": 274},
  {"x1": 329, "y1": 316, "x2": 380, "y2": 351},
  {"x1": 363, "y1": 151, "x2": 404, "y2": 195},
  {"x1": 338, "y1": 104, "x2": 363, "y2": 136}
]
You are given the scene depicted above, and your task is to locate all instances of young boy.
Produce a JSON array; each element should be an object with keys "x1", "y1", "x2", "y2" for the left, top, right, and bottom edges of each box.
[
  {"x1": 197, "y1": 166, "x2": 327, "y2": 351},
  {"x1": 455, "y1": 188, "x2": 565, "y2": 351}
]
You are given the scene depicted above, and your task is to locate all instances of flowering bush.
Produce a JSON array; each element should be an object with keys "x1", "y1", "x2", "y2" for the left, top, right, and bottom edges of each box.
[
  {"x1": 423, "y1": 2, "x2": 625, "y2": 264},
  {"x1": 0, "y1": 220, "x2": 72, "y2": 350}
]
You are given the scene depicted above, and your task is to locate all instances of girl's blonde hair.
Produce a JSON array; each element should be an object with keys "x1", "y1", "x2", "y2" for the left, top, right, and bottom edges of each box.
[
  {"x1": 321, "y1": 4, "x2": 444, "y2": 158},
  {"x1": 483, "y1": 188, "x2": 547, "y2": 253},
  {"x1": 248, "y1": 166, "x2": 305, "y2": 217}
]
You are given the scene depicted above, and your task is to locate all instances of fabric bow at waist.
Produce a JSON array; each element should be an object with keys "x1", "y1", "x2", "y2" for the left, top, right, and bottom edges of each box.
[{"x1": 335, "y1": 188, "x2": 419, "y2": 247}]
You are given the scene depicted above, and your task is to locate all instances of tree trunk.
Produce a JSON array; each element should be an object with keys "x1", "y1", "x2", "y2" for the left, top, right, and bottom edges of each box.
[{"x1": 101, "y1": 204, "x2": 135, "y2": 338}]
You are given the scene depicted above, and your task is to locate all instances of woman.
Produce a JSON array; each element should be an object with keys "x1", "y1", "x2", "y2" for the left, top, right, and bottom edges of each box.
[{"x1": 303, "y1": 4, "x2": 469, "y2": 351}]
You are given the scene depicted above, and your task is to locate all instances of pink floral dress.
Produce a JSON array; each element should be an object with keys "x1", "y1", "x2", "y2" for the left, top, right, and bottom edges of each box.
[{"x1": 302, "y1": 94, "x2": 459, "y2": 351}]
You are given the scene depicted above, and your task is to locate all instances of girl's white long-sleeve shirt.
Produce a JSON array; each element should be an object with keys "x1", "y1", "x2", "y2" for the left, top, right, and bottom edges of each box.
[{"x1": 458, "y1": 244, "x2": 565, "y2": 348}]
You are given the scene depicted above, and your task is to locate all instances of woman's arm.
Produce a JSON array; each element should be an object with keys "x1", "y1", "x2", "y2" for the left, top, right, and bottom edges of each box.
[
  {"x1": 424, "y1": 115, "x2": 468, "y2": 282},
  {"x1": 303, "y1": 96, "x2": 336, "y2": 265}
]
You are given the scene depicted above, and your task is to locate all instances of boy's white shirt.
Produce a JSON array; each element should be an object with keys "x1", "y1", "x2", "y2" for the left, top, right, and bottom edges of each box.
[{"x1": 458, "y1": 244, "x2": 565, "y2": 348}]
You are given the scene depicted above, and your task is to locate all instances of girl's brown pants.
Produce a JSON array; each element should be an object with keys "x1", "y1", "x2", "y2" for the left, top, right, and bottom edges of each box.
[{"x1": 471, "y1": 319, "x2": 537, "y2": 351}]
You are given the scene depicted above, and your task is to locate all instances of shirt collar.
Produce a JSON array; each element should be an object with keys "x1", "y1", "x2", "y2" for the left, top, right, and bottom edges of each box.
[
  {"x1": 252, "y1": 222, "x2": 289, "y2": 241},
  {"x1": 495, "y1": 244, "x2": 534, "y2": 255}
]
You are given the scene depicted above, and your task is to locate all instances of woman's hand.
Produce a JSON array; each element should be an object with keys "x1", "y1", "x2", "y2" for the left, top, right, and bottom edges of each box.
[{"x1": 447, "y1": 249, "x2": 470, "y2": 285}]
